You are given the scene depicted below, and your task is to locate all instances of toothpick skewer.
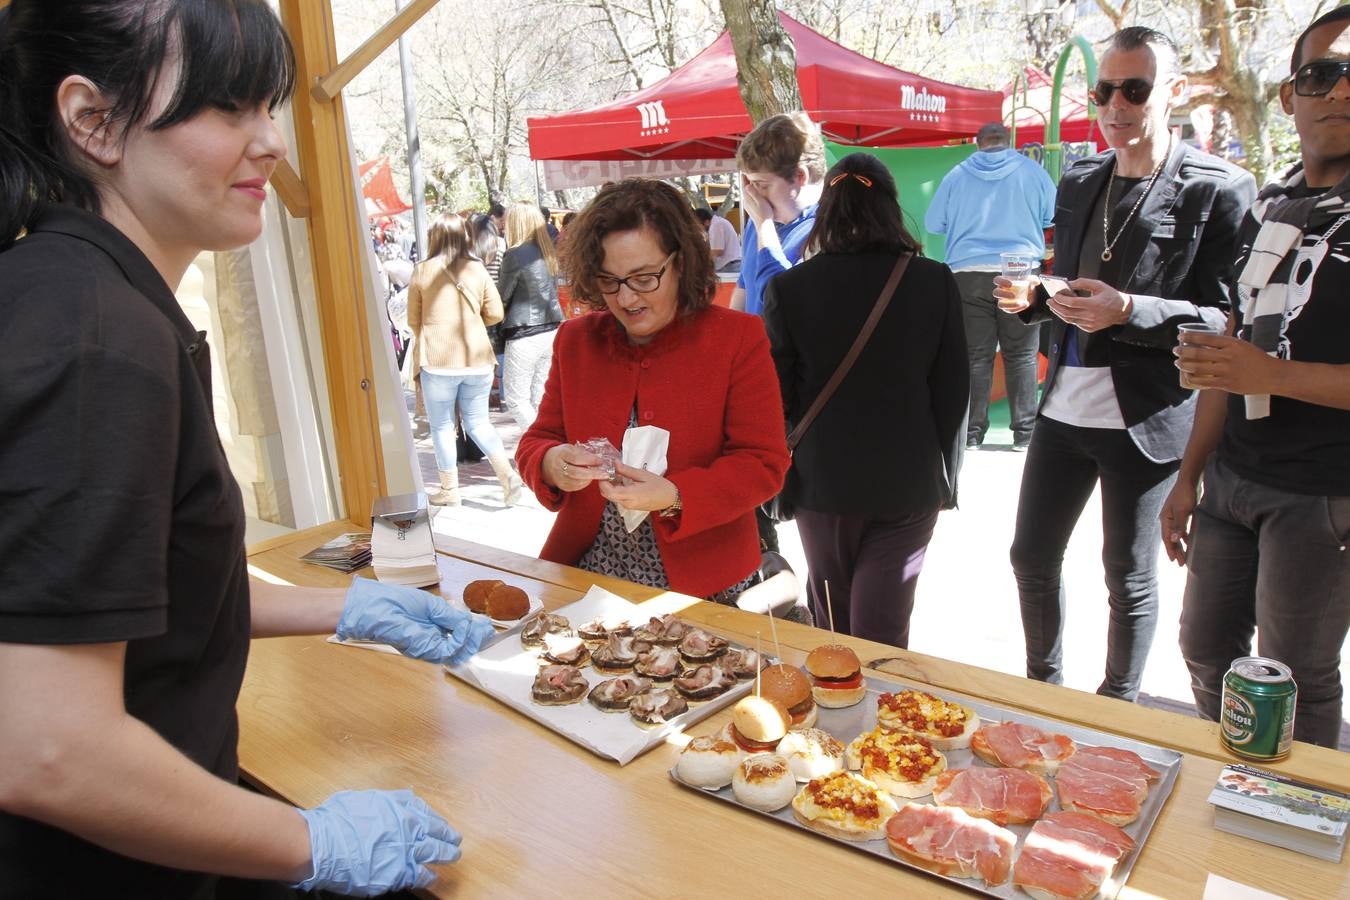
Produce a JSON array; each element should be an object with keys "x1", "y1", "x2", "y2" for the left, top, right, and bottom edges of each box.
[
  {"x1": 755, "y1": 632, "x2": 762, "y2": 697},
  {"x1": 766, "y1": 606, "x2": 783, "y2": 662},
  {"x1": 825, "y1": 580, "x2": 836, "y2": 638}
]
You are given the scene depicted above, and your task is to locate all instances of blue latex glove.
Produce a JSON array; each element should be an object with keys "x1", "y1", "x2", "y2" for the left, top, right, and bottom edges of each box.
[
  {"x1": 337, "y1": 577, "x2": 495, "y2": 665},
  {"x1": 294, "y1": 789, "x2": 461, "y2": 896}
]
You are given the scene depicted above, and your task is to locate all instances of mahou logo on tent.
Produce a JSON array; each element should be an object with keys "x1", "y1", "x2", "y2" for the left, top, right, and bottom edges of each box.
[
  {"x1": 637, "y1": 99, "x2": 671, "y2": 137},
  {"x1": 901, "y1": 84, "x2": 947, "y2": 124}
]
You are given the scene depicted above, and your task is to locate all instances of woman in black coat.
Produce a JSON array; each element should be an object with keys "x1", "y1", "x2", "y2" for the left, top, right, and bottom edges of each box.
[{"x1": 762, "y1": 152, "x2": 969, "y2": 649}]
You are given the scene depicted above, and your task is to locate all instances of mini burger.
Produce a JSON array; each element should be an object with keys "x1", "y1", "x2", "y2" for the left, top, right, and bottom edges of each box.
[
  {"x1": 758, "y1": 663, "x2": 818, "y2": 730},
  {"x1": 726, "y1": 695, "x2": 790, "y2": 754},
  {"x1": 804, "y1": 644, "x2": 864, "y2": 708}
]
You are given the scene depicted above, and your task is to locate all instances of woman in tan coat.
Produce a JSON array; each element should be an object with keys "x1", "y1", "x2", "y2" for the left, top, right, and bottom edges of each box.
[{"x1": 408, "y1": 213, "x2": 522, "y2": 505}]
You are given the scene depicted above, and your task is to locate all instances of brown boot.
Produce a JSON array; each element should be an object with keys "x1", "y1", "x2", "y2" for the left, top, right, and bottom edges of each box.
[
  {"x1": 488, "y1": 454, "x2": 523, "y2": 507},
  {"x1": 430, "y1": 469, "x2": 460, "y2": 506}
]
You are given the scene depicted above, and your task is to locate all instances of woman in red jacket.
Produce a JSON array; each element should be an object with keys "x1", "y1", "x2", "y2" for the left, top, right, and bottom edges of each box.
[{"x1": 515, "y1": 180, "x2": 790, "y2": 600}]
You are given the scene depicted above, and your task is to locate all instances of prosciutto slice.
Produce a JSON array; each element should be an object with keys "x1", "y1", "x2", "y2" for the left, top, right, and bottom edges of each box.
[
  {"x1": 1055, "y1": 746, "x2": 1160, "y2": 825},
  {"x1": 679, "y1": 629, "x2": 728, "y2": 659},
  {"x1": 972, "y1": 721, "x2": 1076, "y2": 773},
  {"x1": 1013, "y1": 811, "x2": 1137, "y2": 899},
  {"x1": 933, "y1": 767, "x2": 1052, "y2": 826},
  {"x1": 885, "y1": 802, "x2": 1016, "y2": 885},
  {"x1": 634, "y1": 645, "x2": 682, "y2": 678}
]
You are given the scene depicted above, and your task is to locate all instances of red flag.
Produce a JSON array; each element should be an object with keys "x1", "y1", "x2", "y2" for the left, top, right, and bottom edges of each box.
[{"x1": 358, "y1": 156, "x2": 411, "y2": 219}]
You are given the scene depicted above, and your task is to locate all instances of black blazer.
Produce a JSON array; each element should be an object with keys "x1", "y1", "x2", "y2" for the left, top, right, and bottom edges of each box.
[
  {"x1": 1025, "y1": 141, "x2": 1254, "y2": 461},
  {"x1": 762, "y1": 252, "x2": 969, "y2": 516}
]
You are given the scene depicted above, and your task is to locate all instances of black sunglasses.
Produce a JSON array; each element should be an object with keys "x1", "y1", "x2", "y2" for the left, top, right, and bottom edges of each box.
[
  {"x1": 1088, "y1": 78, "x2": 1154, "y2": 107},
  {"x1": 1291, "y1": 60, "x2": 1350, "y2": 97}
]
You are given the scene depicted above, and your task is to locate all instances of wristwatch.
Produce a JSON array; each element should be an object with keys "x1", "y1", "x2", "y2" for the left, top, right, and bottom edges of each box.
[{"x1": 658, "y1": 487, "x2": 682, "y2": 518}]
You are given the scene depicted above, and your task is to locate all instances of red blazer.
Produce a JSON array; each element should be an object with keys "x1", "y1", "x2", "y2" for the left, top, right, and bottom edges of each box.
[{"x1": 516, "y1": 305, "x2": 790, "y2": 598}]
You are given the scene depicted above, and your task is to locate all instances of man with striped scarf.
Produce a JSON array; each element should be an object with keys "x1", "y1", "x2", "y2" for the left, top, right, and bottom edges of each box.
[{"x1": 1165, "y1": 6, "x2": 1350, "y2": 749}]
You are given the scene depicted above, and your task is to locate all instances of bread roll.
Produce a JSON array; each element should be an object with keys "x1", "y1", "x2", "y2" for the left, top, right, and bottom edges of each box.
[
  {"x1": 731, "y1": 753, "x2": 796, "y2": 812},
  {"x1": 463, "y1": 579, "x2": 503, "y2": 614},
  {"x1": 676, "y1": 736, "x2": 741, "y2": 790}
]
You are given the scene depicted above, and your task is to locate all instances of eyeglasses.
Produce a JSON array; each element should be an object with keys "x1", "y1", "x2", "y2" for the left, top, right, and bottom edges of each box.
[
  {"x1": 1088, "y1": 78, "x2": 1154, "y2": 107},
  {"x1": 596, "y1": 251, "x2": 676, "y2": 295},
  {"x1": 1291, "y1": 60, "x2": 1350, "y2": 97}
]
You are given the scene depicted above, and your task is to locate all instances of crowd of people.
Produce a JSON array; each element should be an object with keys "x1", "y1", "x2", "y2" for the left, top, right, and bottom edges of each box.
[{"x1": 1, "y1": 0, "x2": 1347, "y2": 894}]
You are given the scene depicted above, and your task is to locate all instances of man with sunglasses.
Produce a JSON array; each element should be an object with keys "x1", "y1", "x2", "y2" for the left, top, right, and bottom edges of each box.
[
  {"x1": 996, "y1": 26, "x2": 1255, "y2": 702},
  {"x1": 1167, "y1": 6, "x2": 1350, "y2": 749}
]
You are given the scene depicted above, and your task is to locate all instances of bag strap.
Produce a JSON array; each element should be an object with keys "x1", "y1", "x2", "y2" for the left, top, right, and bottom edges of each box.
[{"x1": 786, "y1": 253, "x2": 911, "y2": 451}]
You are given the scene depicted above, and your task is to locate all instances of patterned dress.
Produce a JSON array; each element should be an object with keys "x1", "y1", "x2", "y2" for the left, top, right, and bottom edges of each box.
[{"x1": 577, "y1": 411, "x2": 755, "y2": 605}]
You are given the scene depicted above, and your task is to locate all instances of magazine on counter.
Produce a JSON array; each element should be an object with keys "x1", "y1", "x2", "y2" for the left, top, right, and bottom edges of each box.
[
  {"x1": 299, "y1": 532, "x2": 372, "y2": 573},
  {"x1": 1208, "y1": 763, "x2": 1350, "y2": 862}
]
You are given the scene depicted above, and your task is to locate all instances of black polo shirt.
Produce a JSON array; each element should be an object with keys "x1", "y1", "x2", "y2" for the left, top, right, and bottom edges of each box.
[{"x1": 0, "y1": 206, "x2": 251, "y2": 898}]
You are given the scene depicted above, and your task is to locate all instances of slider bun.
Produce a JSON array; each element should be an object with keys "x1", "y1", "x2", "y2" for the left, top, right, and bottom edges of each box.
[
  {"x1": 732, "y1": 696, "x2": 790, "y2": 744},
  {"x1": 732, "y1": 753, "x2": 796, "y2": 812},
  {"x1": 759, "y1": 664, "x2": 812, "y2": 710},
  {"x1": 463, "y1": 579, "x2": 503, "y2": 613},
  {"x1": 812, "y1": 683, "x2": 866, "y2": 708},
  {"x1": 805, "y1": 643, "x2": 861, "y2": 679},
  {"x1": 790, "y1": 703, "x2": 819, "y2": 731},
  {"x1": 484, "y1": 583, "x2": 530, "y2": 620},
  {"x1": 677, "y1": 736, "x2": 741, "y2": 789}
]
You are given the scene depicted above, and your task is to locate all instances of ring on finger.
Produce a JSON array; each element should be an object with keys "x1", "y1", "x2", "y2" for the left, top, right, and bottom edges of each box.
[{"x1": 562, "y1": 462, "x2": 570, "y2": 476}]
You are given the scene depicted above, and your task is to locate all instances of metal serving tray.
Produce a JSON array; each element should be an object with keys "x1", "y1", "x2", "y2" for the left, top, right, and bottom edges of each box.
[{"x1": 669, "y1": 673, "x2": 1182, "y2": 899}]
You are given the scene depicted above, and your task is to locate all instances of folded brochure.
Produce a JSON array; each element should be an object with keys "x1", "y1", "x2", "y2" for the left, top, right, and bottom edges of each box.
[{"x1": 1209, "y1": 763, "x2": 1350, "y2": 862}]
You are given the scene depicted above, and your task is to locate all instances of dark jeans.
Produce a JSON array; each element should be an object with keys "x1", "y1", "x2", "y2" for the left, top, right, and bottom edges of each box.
[
  {"x1": 954, "y1": 271, "x2": 1040, "y2": 445},
  {"x1": 1179, "y1": 457, "x2": 1350, "y2": 749},
  {"x1": 795, "y1": 508, "x2": 939, "y2": 649},
  {"x1": 1010, "y1": 416, "x2": 1178, "y2": 700}
]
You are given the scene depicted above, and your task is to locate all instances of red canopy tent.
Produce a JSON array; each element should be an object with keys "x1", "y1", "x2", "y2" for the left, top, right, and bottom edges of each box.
[
  {"x1": 528, "y1": 12, "x2": 1001, "y2": 184},
  {"x1": 1002, "y1": 66, "x2": 1098, "y2": 148},
  {"x1": 359, "y1": 156, "x2": 412, "y2": 219}
]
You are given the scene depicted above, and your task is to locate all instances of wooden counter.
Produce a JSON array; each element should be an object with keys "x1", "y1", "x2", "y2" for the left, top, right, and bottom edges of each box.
[{"x1": 243, "y1": 522, "x2": 1350, "y2": 899}]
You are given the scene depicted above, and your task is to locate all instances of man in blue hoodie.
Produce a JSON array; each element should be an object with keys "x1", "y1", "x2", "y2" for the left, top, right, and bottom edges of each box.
[{"x1": 926, "y1": 123, "x2": 1056, "y2": 451}]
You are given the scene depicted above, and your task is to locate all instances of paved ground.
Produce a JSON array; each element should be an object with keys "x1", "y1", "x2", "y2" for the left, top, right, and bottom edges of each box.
[{"x1": 411, "y1": 390, "x2": 1349, "y2": 747}]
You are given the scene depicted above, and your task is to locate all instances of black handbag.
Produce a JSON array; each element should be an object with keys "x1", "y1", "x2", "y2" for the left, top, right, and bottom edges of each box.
[{"x1": 761, "y1": 253, "x2": 912, "y2": 522}]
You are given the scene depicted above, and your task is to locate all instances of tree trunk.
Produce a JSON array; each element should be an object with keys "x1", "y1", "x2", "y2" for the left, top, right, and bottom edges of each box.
[{"x1": 718, "y1": 0, "x2": 802, "y2": 123}]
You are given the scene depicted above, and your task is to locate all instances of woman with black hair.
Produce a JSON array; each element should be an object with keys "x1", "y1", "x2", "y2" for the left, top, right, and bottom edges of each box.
[
  {"x1": 0, "y1": 2, "x2": 488, "y2": 896},
  {"x1": 762, "y1": 152, "x2": 969, "y2": 649}
]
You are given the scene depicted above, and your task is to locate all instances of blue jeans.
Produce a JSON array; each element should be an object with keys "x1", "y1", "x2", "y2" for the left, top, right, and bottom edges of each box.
[
  {"x1": 1010, "y1": 416, "x2": 1179, "y2": 700},
  {"x1": 418, "y1": 371, "x2": 504, "y2": 472},
  {"x1": 1179, "y1": 457, "x2": 1350, "y2": 749}
]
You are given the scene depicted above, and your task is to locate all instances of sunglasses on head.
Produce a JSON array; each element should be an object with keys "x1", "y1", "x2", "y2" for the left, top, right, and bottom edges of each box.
[
  {"x1": 1291, "y1": 60, "x2": 1350, "y2": 97},
  {"x1": 1089, "y1": 78, "x2": 1154, "y2": 107}
]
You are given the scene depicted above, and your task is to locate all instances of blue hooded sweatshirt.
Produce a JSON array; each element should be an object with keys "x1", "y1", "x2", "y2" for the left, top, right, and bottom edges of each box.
[{"x1": 924, "y1": 148, "x2": 1056, "y2": 271}]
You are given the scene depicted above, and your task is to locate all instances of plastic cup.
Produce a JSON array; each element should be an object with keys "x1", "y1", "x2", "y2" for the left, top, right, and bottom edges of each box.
[
  {"x1": 999, "y1": 252, "x2": 1039, "y2": 312},
  {"x1": 1177, "y1": 322, "x2": 1222, "y2": 389}
]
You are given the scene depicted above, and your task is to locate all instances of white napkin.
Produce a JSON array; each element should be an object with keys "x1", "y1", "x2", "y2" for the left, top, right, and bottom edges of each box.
[{"x1": 619, "y1": 425, "x2": 670, "y2": 532}]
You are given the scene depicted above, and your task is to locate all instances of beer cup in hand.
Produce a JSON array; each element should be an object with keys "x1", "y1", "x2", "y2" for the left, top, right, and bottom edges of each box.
[{"x1": 996, "y1": 252, "x2": 1038, "y2": 313}]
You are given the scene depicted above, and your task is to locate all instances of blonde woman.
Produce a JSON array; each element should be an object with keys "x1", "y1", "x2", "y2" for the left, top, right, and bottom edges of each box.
[
  {"x1": 497, "y1": 202, "x2": 565, "y2": 433},
  {"x1": 408, "y1": 213, "x2": 522, "y2": 505}
]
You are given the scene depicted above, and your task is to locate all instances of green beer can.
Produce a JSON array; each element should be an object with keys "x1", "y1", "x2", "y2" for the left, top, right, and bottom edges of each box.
[{"x1": 1220, "y1": 656, "x2": 1296, "y2": 761}]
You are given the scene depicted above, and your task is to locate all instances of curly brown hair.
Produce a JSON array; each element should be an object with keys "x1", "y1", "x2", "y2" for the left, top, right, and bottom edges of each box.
[{"x1": 561, "y1": 179, "x2": 716, "y2": 314}]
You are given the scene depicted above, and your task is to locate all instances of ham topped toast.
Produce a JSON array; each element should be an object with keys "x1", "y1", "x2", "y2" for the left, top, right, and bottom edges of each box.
[
  {"x1": 1055, "y1": 746, "x2": 1160, "y2": 826},
  {"x1": 932, "y1": 767, "x2": 1052, "y2": 826},
  {"x1": 885, "y1": 802, "x2": 1016, "y2": 886},
  {"x1": 1013, "y1": 811, "x2": 1137, "y2": 899},
  {"x1": 970, "y1": 721, "x2": 1076, "y2": 775}
]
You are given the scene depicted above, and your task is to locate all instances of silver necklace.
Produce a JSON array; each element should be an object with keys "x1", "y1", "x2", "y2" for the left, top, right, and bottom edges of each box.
[
  {"x1": 1101, "y1": 151, "x2": 1169, "y2": 262},
  {"x1": 1312, "y1": 213, "x2": 1350, "y2": 251}
]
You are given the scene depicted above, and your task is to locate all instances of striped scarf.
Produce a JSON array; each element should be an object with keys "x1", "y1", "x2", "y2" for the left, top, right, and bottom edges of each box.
[{"x1": 1237, "y1": 165, "x2": 1350, "y2": 418}]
